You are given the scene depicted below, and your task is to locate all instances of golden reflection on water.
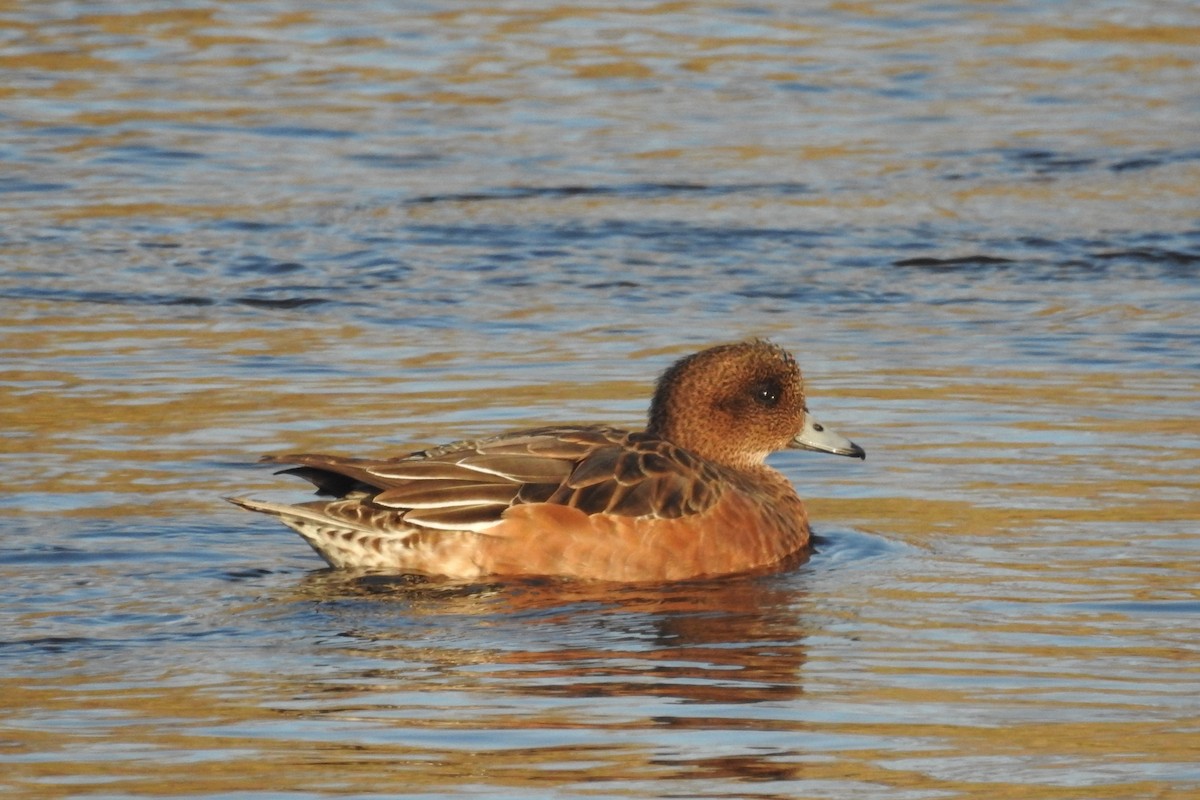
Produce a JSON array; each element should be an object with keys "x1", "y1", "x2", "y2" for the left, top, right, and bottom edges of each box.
[
  {"x1": 3, "y1": 0, "x2": 1199, "y2": 797},
  {"x1": 0, "y1": 0, "x2": 1194, "y2": 230},
  {"x1": 5, "y1": 571, "x2": 1197, "y2": 797}
]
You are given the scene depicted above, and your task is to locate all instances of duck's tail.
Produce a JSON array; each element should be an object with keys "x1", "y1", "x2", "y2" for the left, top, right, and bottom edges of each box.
[{"x1": 227, "y1": 496, "x2": 392, "y2": 569}]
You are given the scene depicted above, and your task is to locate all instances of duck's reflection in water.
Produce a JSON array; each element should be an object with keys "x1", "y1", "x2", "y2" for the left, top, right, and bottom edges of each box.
[{"x1": 292, "y1": 562, "x2": 813, "y2": 706}]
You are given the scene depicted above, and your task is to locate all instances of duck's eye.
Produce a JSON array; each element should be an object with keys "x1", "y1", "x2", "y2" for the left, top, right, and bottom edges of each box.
[{"x1": 751, "y1": 380, "x2": 781, "y2": 408}]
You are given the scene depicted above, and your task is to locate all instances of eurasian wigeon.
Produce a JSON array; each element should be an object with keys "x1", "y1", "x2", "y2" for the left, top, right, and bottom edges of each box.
[{"x1": 230, "y1": 340, "x2": 864, "y2": 581}]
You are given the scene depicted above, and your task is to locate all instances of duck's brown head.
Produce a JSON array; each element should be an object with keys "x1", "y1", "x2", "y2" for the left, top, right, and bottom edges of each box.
[{"x1": 646, "y1": 340, "x2": 864, "y2": 469}]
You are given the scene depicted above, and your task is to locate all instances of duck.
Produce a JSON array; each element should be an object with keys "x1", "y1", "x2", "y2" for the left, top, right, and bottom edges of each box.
[{"x1": 228, "y1": 340, "x2": 864, "y2": 582}]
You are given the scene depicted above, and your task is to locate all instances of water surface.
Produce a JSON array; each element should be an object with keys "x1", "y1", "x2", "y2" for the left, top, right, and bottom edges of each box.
[{"x1": 2, "y1": 1, "x2": 1199, "y2": 798}]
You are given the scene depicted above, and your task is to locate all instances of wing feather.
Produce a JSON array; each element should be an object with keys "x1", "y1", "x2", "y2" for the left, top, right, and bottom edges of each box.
[
  {"x1": 375, "y1": 481, "x2": 517, "y2": 509},
  {"x1": 266, "y1": 425, "x2": 722, "y2": 528},
  {"x1": 403, "y1": 504, "x2": 513, "y2": 532},
  {"x1": 457, "y1": 453, "x2": 574, "y2": 483}
]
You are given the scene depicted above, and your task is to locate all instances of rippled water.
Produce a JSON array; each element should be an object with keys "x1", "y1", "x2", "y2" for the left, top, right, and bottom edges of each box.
[{"x1": 3, "y1": 1, "x2": 1199, "y2": 797}]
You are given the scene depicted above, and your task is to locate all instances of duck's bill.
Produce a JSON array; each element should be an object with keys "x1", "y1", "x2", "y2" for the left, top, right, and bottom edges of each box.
[{"x1": 790, "y1": 415, "x2": 866, "y2": 460}]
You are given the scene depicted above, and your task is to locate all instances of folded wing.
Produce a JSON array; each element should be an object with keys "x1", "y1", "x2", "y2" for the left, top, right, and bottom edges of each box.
[{"x1": 266, "y1": 425, "x2": 723, "y2": 533}]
